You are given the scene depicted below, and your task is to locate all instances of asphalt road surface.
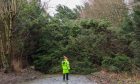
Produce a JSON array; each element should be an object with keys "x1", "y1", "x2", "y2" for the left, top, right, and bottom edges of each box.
[{"x1": 21, "y1": 75, "x2": 97, "y2": 84}]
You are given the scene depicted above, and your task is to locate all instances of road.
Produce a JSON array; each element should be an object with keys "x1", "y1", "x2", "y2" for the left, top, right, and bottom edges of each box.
[{"x1": 21, "y1": 75, "x2": 97, "y2": 84}]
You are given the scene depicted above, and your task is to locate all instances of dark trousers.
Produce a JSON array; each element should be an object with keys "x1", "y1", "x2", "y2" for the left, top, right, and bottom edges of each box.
[{"x1": 63, "y1": 73, "x2": 69, "y2": 80}]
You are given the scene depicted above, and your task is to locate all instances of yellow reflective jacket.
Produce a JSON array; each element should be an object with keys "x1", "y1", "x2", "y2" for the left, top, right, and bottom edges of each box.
[{"x1": 61, "y1": 59, "x2": 70, "y2": 74}]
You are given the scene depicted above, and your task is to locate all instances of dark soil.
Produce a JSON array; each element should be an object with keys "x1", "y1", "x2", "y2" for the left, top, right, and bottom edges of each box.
[
  {"x1": 89, "y1": 70, "x2": 140, "y2": 84},
  {"x1": 0, "y1": 68, "x2": 43, "y2": 84}
]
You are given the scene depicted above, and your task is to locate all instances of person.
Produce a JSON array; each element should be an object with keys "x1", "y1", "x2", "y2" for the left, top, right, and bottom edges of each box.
[{"x1": 61, "y1": 55, "x2": 70, "y2": 81}]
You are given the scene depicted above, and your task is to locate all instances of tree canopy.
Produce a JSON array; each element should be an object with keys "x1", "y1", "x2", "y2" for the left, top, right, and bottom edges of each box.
[{"x1": 0, "y1": 0, "x2": 140, "y2": 74}]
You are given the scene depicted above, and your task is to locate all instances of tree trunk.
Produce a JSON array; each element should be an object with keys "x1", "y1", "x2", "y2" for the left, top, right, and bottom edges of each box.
[
  {"x1": 0, "y1": 33, "x2": 9, "y2": 72},
  {"x1": 0, "y1": 0, "x2": 23, "y2": 72}
]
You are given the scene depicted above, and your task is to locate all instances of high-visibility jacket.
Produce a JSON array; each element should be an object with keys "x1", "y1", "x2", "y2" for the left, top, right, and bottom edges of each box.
[{"x1": 61, "y1": 59, "x2": 70, "y2": 74}]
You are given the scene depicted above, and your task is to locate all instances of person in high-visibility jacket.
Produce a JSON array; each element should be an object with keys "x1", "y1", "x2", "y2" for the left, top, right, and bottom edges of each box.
[{"x1": 61, "y1": 56, "x2": 70, "y2": 81}]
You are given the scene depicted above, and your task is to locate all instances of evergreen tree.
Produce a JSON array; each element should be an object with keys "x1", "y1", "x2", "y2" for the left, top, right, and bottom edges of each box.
[{"x1": 133, "y1": 5, "x2": 140, "y2": 66}]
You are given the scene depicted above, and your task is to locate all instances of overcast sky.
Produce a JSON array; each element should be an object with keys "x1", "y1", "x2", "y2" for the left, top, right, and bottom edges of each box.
[{"x1": 41, "y1": 0, "x2": 85, "y2": 15}]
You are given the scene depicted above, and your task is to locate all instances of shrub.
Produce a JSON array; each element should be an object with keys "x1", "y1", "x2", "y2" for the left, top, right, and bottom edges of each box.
[
  {"x1": 102, "y1": 54, "x2": 132, "y2": 72},
  {"x1": 34, "y1": 55, "x2": 53, "y2": 73},
  {"x1": 71, "y1": 61, "x2": 97, "y2": 74}
]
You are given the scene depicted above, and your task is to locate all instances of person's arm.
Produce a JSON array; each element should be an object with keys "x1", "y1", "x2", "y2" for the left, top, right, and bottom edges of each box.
[{"x1": 67, "y1": 61, "x2": 70, "y2": 70}]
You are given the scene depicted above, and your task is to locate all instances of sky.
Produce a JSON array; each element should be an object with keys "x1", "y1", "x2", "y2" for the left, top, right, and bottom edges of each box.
[
  {"x1": 41, "y1": 0, "x2": 85, "y2": 15},
  {"x1": 41, "y1": 0, "x2": 133, "y2": 15}
]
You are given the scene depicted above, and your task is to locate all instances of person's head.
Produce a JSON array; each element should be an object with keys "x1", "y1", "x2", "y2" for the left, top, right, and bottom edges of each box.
[{"x1": 64, "y1": 55, "x2": 68, "y2": 60}]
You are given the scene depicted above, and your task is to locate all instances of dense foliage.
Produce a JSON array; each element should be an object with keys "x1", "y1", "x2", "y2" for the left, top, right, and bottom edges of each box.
[
  {"x1": 33, "y1": 4, "x2": 138, "y2": 73},
  {"x1": 0, "y1": 0, "x2": 140, "y2": 74},
  {"x1": 133, "y1": 5, "x2": 140, "y2": 66}
]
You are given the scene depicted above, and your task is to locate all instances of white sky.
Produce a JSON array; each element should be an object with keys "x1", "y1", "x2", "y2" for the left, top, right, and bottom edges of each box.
[{"x1": 41, "y1": 0, "x2": 85, "y2": 15}]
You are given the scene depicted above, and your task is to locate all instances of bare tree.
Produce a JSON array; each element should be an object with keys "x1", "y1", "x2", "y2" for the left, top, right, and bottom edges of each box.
[
  {"x1": 81, "y1": 0, "x2": 127, "y2": 26},
  {"x1": 0, "y1": 0, "x2": 19, "y2": 72}
]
